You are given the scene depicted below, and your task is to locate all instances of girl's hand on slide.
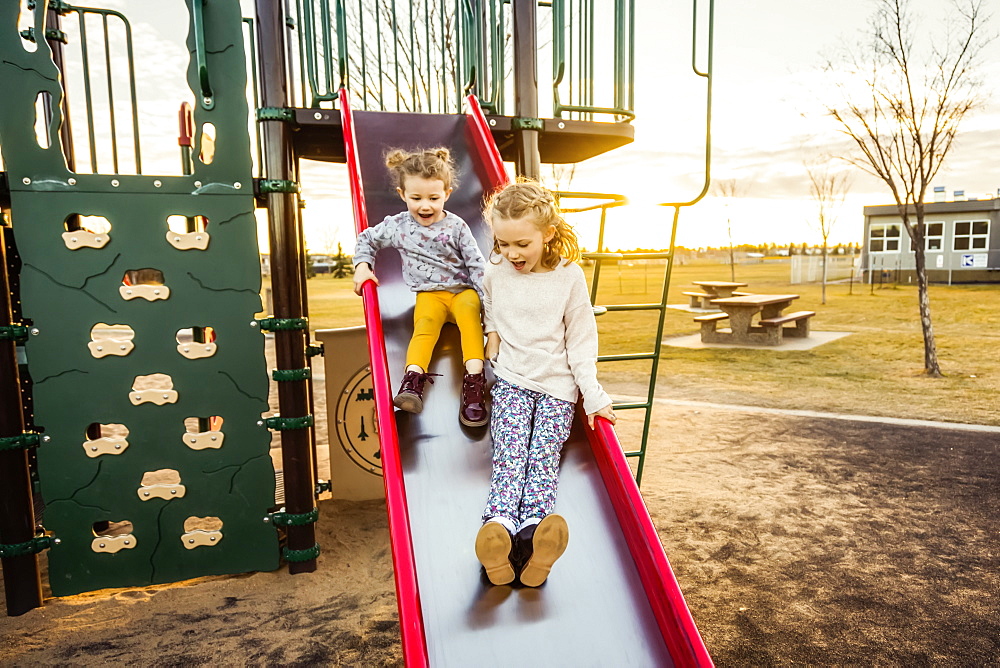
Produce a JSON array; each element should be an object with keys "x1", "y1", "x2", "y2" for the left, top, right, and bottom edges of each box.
[
  {"x1": 353, "y1": 264, "x2": 379, "y2": 295},
  {"x1": 588, "y1": 404, "x2": 616, "y2": 428},
  {"x1": 485, "y1": 333, "x2": 500, "y2": 361}
]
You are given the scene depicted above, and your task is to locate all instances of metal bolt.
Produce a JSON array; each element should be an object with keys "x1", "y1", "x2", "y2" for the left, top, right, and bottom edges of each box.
[
  {"x1": 183, "y1": 347, "x2": 190, "y2": 353},
  {"x1": 194, "y1": 180, "x2": 202, "y2": 188},
  {"x1": 189, "y1": 437, "x2": 197, "y2": 443},
  {"x1": 250, "y1": 321, "x2": 258, "y2": 328},
  {"x1": 489, "y1": 119, "x2": 496, "y2": 127},
  {"x1": 123, "y1": 540, "x2": 130, "y2": 545},
  {"x1": 111, "y1": 179, "x2": 120, "y2": 187},
  {"x1": 189, "y1": 538, "x2": 195, "y2": 544},
  {"x1": 234, "y1": 182, "x2": 242, "y2": 189},
  {"x1": 170, "y1": 489, "x2": 177, "y2": 495},
  {"x1": 53, "y1": 538, "x2": 61, "y2": 545},
  {"x1": 119, "y1": 345, "x2": 126, "y2": 350},
  {"x1": 91, "y1": 446, "x2": 98, "y2": 451},
  {"x1": 210, "y1": 435, "x2": 217, "y2": 441},
  {"x1": 162, "y1": 394, "x2": 169, "y2": 400},
  {"x1": 263, "y1": 516, "x2": 270, "y2": 523},
  {"x1": 196, "y1": 235, "x2": 203, "y2": 241},
  {"x1": 96, "y1": 346, "x2": 103, "y2": 351},
  {"x1": 99, "y1": 542, "x2": 106, "y2": 548},
  {"x1": 126, "y1": 290, "x2": 133, "y2": 295},
  {"x1": 22, "y1": 177, "x2": 31, "y2": 185},
  {"x1": 314, "y1": 112, "x2": 322, "y2": 120},
  {"x1": 94, "y1": 237, "x2": 102, "y2": 243},
  {"x1": 42, "y1": 435, "x2": 51, "y2": 442},
  {"x1": 203, "y1": 97, "x2": 211, "y2": 106},
  {"x1": 30, "y1": 328, "x2": 39, "y2": 336},
  {"x1": 205, "y1": 346, "x2": 211, "y2": 351},
  {"x1": 256, "y1": 420, "x2": 264, "y2": 427},
  {"x1": 71, "y1": 237, "x2": 78, "y2": 243},
  {"x1": 68, "y1": 178, "x2": 77, "y2": 186},
  {"x1": 558, "y1": 121, "x2": 566, "y2": 129},
  {"x1": 114, "y1": 444, "x2": 121, "y2": 449},
  {"x1": 154, "y1": 180, "x2": 162, "y2": 188},
  {"x1": 210, "y1": 536, "x2": 216, "y2": 541},
  {"x1": 174, "y1": 237, "x2": 181, "y2": 242},
  {"x1": 153, "y1": 289, "x2": 161, "y2": 295},
  {"x1": 143, "y1": 491, "x2": 150, "y2": 497}
]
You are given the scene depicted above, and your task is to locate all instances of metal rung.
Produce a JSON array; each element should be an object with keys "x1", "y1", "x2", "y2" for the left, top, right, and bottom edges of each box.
[
  {"x1": 598, "y1": 353, "x2": 656, "y2": 362},
  {"x1": 618, "y1": 252, "x2": 672, "y2": 260},
  {"x1": 612, "y1": 402, "x2": 649, "y2": 411},
  {"x1": 623, "y1": 451, "x2": 642, "y2": 458},
  {"x1": 603, "y1": 304, "x2": 665, "y2": 312}
]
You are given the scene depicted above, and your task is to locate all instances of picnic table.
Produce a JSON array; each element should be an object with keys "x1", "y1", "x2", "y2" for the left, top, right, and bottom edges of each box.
[
  {"x1": 694, "y1": 293, "x2": 815, "y2": 345},
  {"x1": 683, "y1": 280, "x2": 749, "y2": 308}
]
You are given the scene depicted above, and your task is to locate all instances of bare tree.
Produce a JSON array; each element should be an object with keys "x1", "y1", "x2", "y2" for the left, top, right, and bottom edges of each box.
[
  {"x1": 805, "y1": 157, "x2": 851, "y2": 305},
  {"x1": 712, "y1": 179, "x2": 747, "y2": 282},
  {"x1": 825, "y1": 0, "x2": 991, "y2": 376}
]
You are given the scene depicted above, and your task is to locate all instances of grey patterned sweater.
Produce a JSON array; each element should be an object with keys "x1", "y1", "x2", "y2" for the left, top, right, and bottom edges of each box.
[{"x1": 353, "y1": 211, "x2": 486, "y2": 297}]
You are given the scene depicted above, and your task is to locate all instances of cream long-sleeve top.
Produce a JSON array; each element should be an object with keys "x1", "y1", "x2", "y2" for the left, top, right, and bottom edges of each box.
[
  {"x1": 483, "y1": 257, "x2": 612, "y2": 414},
  {"x1": 352, "y1": 210, "x2": 485, "y2": 298}
]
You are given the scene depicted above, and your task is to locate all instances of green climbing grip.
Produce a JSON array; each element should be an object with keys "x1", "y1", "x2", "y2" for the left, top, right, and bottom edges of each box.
[
  {"x1": 255, "y1": 317, "x2": 308, "y2": 332},
  {"x1": 264, "y1": 415, "x2": 314, "y2": 431},
  {"x1": 0, "y1": 324, "x2": 29, "y2": 342},
  {"x1": 0, "y1": 432, "x2": 41, "y2": 451},
  {"x1": 256, "y1": 107, "x2": 295, "y2": 122},
  {"x1": 269, "y1": 507, "x2": 319, "y2": 527},
  {"x1": 282, "y1": 543, "x2": 321, "y2": 562},
  {"x1": 305, "y1": 343, "x2": 324, "y2": 358},
  {"x1": 0, "y1": 535, "x2": 54, "y2": 559},
  {"x1": 257, "y1": 179, "x2": 301, "y2": 194},
  {"x1": 271, "y1": 367, "x2": 311, "y2": 382}
]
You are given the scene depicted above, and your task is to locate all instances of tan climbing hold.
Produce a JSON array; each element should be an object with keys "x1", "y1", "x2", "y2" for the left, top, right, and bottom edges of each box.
[
  {"x1": 62, "y1": 230, "x2": 110, "y2": 250},
  {"x1": 82, "y1": 436, "x2": 129, "y2": 457},
  {"x1": 120, "y1": 284, "x2": 170, "y2": 301},
  {"x1": 183, "y1": 429, "x2": 224, "y2": 450},
  {"x1": 91, "y1": 534, "x2": 138, "y2": 553},
  {"x1": 137, "y1": 469, "x2": 185, "y2": 501},
  {"x1": 130, "y1": 373, "x2": 178, "y2": 405},
  {"x1": 181, "y1": 530, "x2": 223, "y2": 549},
  {"x1": 177, "y1": 341, "x2": 217, "y2": 359},
  {"x1": 166, "y1": 230, "x2": 210, "y2": 251},
  {"x1": 89, "y1": 338, "x2": 135, "y2": 358}
]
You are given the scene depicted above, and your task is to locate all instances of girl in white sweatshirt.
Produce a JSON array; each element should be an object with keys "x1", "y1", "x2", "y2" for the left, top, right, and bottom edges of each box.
[{"x1": 475, "y1": 180, "x2": 616, "y2": 587}]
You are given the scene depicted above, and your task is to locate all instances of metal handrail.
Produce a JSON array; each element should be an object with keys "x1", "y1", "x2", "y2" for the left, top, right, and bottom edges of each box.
[{"x1": 556, "y1": 191, "x2": 672, "y2": 485}]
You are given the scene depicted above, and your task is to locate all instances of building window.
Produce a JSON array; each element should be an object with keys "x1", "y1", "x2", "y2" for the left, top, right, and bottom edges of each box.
[
  {"x1": 869, "y1": 223, "x2": 902, "y2": 252},
  {"x1": 924, "y1": 222, "x2": 944, "y2": 251},
  {"x1": 953, "y1": 220, "x2": 989, "y2": 251}
]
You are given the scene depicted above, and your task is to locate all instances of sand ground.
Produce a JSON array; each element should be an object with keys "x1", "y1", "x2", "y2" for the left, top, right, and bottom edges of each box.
[{"x1": 2, "y1": 344, "x2": 998, "y2": 666}]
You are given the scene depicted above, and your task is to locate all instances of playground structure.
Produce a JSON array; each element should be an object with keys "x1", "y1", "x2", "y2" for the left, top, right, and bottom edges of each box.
[{"x1": 0, "y1": 1, "x2": 714, "y2": 665}]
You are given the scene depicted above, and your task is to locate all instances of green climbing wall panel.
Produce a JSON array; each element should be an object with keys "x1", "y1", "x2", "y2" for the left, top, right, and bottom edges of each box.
[{"x1": 0, "y1": 0, "x2": 279, "y2": 595}]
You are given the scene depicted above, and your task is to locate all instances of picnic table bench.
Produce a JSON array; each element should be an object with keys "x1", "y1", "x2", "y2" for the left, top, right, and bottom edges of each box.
[
  {"x1": 694, "y1": 293, "x2": 813, "y2": 345},
  {"x1": 684, "y1": 281, "x2": 751, "y2": 308}
]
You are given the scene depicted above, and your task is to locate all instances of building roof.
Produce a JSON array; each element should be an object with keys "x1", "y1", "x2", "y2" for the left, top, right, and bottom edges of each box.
[{"x1": 864, "y1": 199, "x2": 1000, "y2": 216}]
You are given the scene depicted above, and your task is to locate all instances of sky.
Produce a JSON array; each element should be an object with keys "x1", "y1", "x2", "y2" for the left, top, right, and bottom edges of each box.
[{"x1": 5, "y1": 0, "x2": 999, "y2": 252}]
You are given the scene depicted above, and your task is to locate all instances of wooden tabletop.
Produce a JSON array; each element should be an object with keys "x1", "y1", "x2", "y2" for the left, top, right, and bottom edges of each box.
[
  {"x1": 692, "y1": 280, "x2": 748, "y2": 289},
  {"x1": 711, "y1": 293, "x2": 799, "y2": 306}
]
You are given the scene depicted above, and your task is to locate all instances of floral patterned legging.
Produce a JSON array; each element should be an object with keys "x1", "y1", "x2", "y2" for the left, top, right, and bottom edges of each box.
[{"x1": 482, "y1": 377, "x2": 576, "y2": 526}]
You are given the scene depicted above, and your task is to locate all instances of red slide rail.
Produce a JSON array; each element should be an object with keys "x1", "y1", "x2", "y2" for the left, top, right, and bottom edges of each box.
[
  {"x1": 586, "y1": 417, "x2": 714, "y2": 667},
  {"x1": 340, "y1": 88, "x2": 428, "y2": 668},
  {"x1": 467, "y1": 91, "x2": 711, "y2": 666}
]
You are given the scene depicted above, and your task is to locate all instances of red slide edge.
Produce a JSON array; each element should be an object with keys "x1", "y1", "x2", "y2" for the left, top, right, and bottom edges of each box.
[
  {"x1": 585, "y1": 416, "x2": 714, "y2": 667},
  {"x1": 340, "y1": 88, "x2": 429, "y2": 668}
]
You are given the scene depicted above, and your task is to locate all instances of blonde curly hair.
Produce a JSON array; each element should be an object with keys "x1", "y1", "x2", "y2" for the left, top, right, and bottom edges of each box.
[
  {"x1": 385, "y1": 147, "x2": 457, "y2": 191},
  {"x1": 484, "y1": 179, "x2": 580, "y2": 270}
]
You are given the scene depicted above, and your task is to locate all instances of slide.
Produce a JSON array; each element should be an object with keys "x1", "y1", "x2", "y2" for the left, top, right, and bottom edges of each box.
[{"x1": 340, "y1": 89, "x2": 712, "y2": 668}]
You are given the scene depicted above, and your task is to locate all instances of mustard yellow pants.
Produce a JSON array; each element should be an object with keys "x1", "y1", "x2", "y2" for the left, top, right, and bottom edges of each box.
[{"x1": 407, "y1": 289, "x2": 485, "y2": 370}]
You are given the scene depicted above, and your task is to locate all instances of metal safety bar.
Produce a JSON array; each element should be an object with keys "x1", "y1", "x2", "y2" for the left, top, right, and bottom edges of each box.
[
  {"x1": 283, "y1": 0, "x2": 634, "y2": 120},
  {"x1": 45, "y1": 3, "x2": 142, "y2": 174},
  {"x1": 556, "y1": 192, "x2": 671, "y2": 485}
]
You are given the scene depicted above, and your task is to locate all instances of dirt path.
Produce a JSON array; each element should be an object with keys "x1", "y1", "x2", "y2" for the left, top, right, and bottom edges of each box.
[{"x1": 2, "y1": 375, "x2": 998, "y2": 665}]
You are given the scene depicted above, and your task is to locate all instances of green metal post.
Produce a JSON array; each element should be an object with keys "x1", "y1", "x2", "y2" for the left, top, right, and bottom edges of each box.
[{"x1": 0, "y1": 222, "x2": 43, "y2": 616}]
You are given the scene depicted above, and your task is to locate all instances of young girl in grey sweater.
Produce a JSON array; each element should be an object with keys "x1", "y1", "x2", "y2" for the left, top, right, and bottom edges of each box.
[{"x1": 475, "y1": 180, "x2": 616, "y2": 587}]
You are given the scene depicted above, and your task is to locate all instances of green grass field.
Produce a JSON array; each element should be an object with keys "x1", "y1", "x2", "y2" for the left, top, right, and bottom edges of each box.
[{"x1": 272, "y1": 259, "x2": 1000, "y2": 426}]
